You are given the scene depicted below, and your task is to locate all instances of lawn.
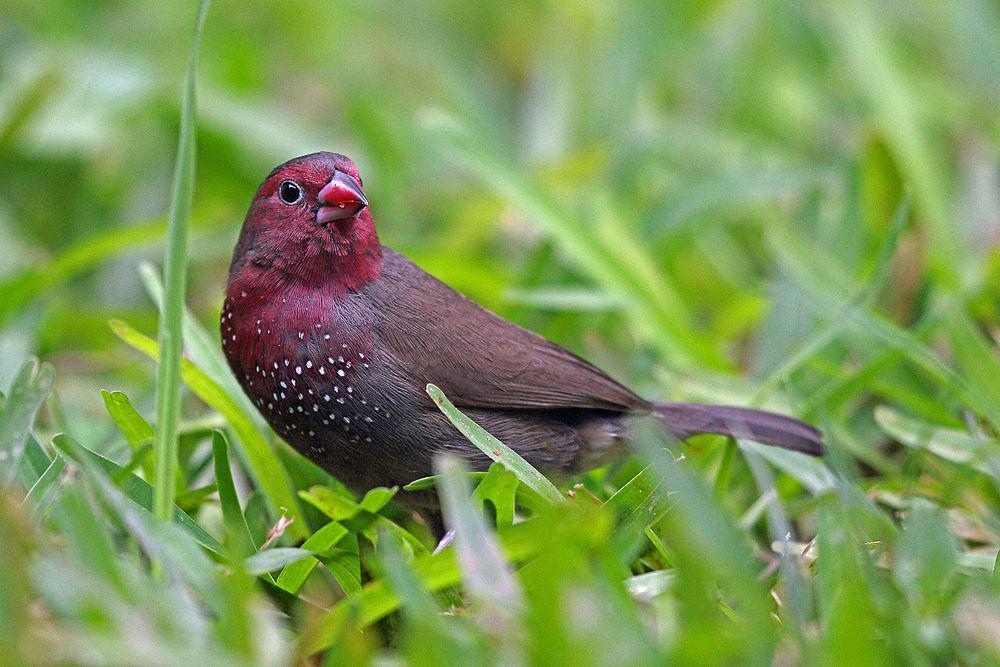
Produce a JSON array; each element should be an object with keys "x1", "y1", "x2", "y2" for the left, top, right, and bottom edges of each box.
[{"x1": 1, "y1": 0, "x2": 998, "y2": 664}]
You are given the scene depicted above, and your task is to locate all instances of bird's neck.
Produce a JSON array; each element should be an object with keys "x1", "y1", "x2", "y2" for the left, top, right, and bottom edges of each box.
[
  {"x1": 229, "y1": 212, "x2": 383, "y2": 299},
  {"x1": 222, "y1": 237, "x2": 380, "y2": 377}
]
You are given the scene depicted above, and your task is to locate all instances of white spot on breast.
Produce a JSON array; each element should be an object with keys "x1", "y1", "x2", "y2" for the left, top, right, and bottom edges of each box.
[
  {"x1": 298, "y1": 332, "x2": 304, "y2": 340},
  {"x1": 279, "y1": 381, "x2": 287, "y2": 388},
  {"x1": 323, "y1": 394, "x2": 331, "y2": 401},
  {"x1": 319, "y1": 367, "x2": 326, "y2": 375},
  {"x1": 305, "y1": 360, "x2": 312, "y2": 368},
  {"x1": 295, "y1": 366, "x2": 302, "y2": 375},
  {"x1": 337, "y1": 369, "x2": 345, "y2": 377}
]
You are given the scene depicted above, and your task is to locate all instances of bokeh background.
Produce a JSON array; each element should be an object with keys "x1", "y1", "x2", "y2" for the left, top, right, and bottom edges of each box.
[{"x1": 2, "y1": 0, "x2": 999, "y2": 663}]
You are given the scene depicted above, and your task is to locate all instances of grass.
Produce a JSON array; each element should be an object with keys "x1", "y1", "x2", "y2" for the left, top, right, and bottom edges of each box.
[
  {"x1": 151, "y1": 0, "x2": 210, "y2": 524},
  {"x1": 1, "y1": 0, "x2": 999, "y2": 664}
]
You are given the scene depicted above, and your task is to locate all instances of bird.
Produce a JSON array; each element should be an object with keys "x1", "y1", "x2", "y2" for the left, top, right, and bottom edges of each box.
[{"x1": 221, "y1": 152, "x2": 823, "y2": 497}]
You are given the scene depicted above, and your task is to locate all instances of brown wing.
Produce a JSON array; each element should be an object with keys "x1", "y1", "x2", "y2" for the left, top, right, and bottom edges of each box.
[{"x1": 368, "y1": 249, "x2": 648, "y2": 413}]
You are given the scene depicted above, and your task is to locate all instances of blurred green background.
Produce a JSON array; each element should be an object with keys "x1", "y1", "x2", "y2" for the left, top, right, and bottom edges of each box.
[{"x1": 2, "y1": 0, "x2": 999, "y2": 663}]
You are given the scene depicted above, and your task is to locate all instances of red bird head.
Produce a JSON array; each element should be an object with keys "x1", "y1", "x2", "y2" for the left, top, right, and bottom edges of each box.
[{"x1": 227, "y1": 152, "x2": 382, "y2": 296}]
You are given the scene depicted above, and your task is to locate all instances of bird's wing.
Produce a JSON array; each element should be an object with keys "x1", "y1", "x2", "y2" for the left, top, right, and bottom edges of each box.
[{"x1": 365, "y1": 249, "x2": 648, "y2": 413}]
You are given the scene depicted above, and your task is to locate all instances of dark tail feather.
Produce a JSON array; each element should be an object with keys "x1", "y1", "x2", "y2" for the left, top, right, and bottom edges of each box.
[{"x1": 653, "y1": 402, "x2": 824, "y2": 456}]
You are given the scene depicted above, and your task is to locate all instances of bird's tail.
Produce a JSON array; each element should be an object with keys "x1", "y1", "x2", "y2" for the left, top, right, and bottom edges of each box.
[{"x1": 652, "y1": 402, "x2": 824, "y2": 456}]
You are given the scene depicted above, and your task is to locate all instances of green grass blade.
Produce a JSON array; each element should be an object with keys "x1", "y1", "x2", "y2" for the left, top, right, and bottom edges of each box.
[
  {"x1": 243, "y1": 547, "x2": 315, "y2": 576},
  {"x1": 472, "y1": 462, "x2": 519, "y2": 528},
  {"x1": 0, "y1": 358, "x2": 55, "y2": 487},
  {"x1": 101, "y1": 389, "x2": 157, "y2": 482},
  {"x1": 874, "y1": 406, "x2": 1000, "y2": 481},
  {"x1": 299, "y1": 485, "x2": 426, "y2": 556},
  {"x1": 276, "y1": 520, "x2": 349, "y2": 594},
  {"x1": 152, "y1": 0, "x2": 211, "y2": 523},
  {"x1": 0, "y1": 490, "x2": 33, "y2": 664},
  {"x1": 21, "y1": 453, "x2": 67, "y2": 520},
  {"x1": 426, "y1": 383, "x2": 564, "y2": 505},
  {"x1": 321, "y1": 538, "x2": 363, "y2": 596},
  {"x1": 110, "y1": 318, "x2": 308, "y2": 539},
  {"x1": 15, "y1": 433, "x2": 52, "y2": 492},
  {"x1": 436, "y1": 455, "x2": 523, "y2": 617},
  {"x1": 52, "y1": 433, "x2": 224, "y2": 557},
  {"x1": 941, "y1": 308, "x2": 1000, "y2": 431},
  {"x1": 211, "y1": 430, "x2": 257, "y2": 557},
  {"x1": 623, "y1": 569, "x2": 676, "y2": 602},
  {"x1": 741, "y1": 441, "x2": 838, "y2": 495}
]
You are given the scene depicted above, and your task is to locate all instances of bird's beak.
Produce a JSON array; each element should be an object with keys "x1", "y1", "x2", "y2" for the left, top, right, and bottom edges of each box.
[{"x1": 316, "y1": 171, "x2": 368, "y2": 224}]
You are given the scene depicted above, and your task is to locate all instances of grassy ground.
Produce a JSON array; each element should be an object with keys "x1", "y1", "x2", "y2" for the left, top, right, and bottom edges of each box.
[{"x1": 1, "y1": 0, "x2": 999, "y2": 664}]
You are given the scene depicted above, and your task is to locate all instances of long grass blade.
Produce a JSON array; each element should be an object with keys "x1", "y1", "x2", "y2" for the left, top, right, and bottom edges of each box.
[
  {"x1": 152, "y1": 0, "x2": 211, "y2": 523},
  {"x1": 426, "y1": 383, "x2": 564, "y2": 505}
]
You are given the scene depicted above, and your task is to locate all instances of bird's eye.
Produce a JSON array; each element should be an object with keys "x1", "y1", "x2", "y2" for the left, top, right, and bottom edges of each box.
[{"x1": 278, "y1": 180, "x2": 303, "y2": 205}]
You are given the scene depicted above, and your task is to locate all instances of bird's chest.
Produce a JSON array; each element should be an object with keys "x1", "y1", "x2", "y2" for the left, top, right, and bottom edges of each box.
[{"x1": 221, "y1": 291, "x2": 388, "y2": 456}]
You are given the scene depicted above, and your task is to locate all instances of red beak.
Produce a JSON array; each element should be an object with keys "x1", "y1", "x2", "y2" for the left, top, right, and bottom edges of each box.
[{"x1": 316, "y1": 171, "x2": 368, "y2": 224}]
